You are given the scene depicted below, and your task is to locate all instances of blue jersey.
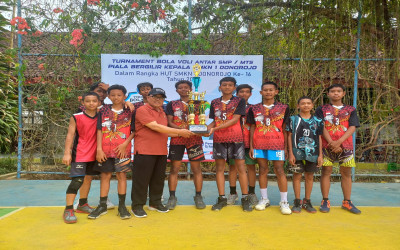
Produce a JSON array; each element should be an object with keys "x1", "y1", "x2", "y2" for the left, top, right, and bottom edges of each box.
[{"x1": 286, "y1": 115, "x2": 324, "y2": 162}]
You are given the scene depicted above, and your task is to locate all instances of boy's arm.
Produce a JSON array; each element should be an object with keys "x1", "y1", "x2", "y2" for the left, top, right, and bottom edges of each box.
[
  {"x1": 124, "y1": 101, "x2": 135, "y2": 112},
  {"x1": 167, "y1": 115, "x2": 181, "y2": 129},
  {"x1": 62, "y1": 117, "x2": 76, "y2": 166},
  {"x1": 209, "y1": 114, "x2": 241, "y2": 135},
  {"x1": 249, "y1": 124, "x2": 255, "y2": 159},
  {"x1": 287, "y1": 131, "x2": 295, "y2": 166},
  {"x1": 145, "y1": 121, "x2": 194, "y2": 138},
  {"x1": 317, "y1": 135, "x2": 323, "y2": 167},
  {"x1": 114, "y1": 132, "x2": 135, "y2": 158},
  {"x1": 329, "y1": 126, "x2": 356, "y2": 149},
  {"x1": 96, "y1": 129, "x2": 107, "y2": 162},
  {"x1": 283, "y1": 122, "x2": 288, "y2": 157}
]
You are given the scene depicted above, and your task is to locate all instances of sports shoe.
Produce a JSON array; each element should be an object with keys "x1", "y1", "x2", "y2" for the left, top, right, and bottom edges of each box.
[
  {"x1": 87, "y1": 205, "x2": 107, "y2": 219},
  {"x1": 255, "y1": 198, "x2": 270, "y2": 211},
  {"x1": 107, "y1": 198, "x2": 115, "y2": 210},
  {"x1": 248, "y1": 193, "x2": 259, "y2": 207},
  {"x1": 227, "y1": 193, "x2": 239, "y2": 205},
  {"x1": 75, "y1": 203, "x2": 94, "y2": 214},
  {"x1": 319, "y1": 199, "x2": 331, "y2": 213},
  {"x1": 117, "y1": 206, "x2": 132, "y2": 219},
  {"x1": 341, "y1": 200, "x2": 361, "y2": 214},
  {"x1": 279, "y1": 201, "x2": 292, "y2": 215},
  {"x1": 302, "y1": 198, "x2": 317, "y2": 213},
  {"x1": 148, "y1": 203, "x2": 169, "y2": 213},
  {"x1": 241, "y1": 197, "x2": 253, "y2": 212},
  {"x1": 292, "y1": 199, "x2": 302, "y2": 213},
  {"x1": 194, "y1": 195, "x2": 206, "y2": 209},
  {"x1": 131, "y1": 206, "x2": 147, "y2": 218},
  {"x1": 211, "y1": 197, "x2": 228, "y2": 211},
  {"x1": 166, "y1": 196, "x2": 177, "y2": 210},
  {"x1": 63, "y1": 209, "x2": 77, "y2": 224}
]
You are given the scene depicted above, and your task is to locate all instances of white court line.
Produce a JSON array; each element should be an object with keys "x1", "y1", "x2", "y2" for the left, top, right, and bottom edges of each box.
[{"x1": 0, "y1": 207, "x2": 24, "y2": 220}]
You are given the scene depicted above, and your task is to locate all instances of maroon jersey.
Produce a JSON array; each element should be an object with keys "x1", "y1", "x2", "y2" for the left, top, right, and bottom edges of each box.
[
  {"x1": 247, "y1": 102, "x2": 289, "y2": 150},
  {"x1": 133, "y1": 101, "x2": 145, "y2": 110},
  {"x1": 97, "y1": 104, "x2": 134, "y2": 158},
  {"x1": 242, "y1": 104, "x2": 252, "y2": 148},
  {"x1": 209, "y1": 96, "x2": 246, "y2": 143},
  {"x1": 71, "y1": 112, "x2": 98, "y2": 162},
  {"x1": 315, "y1": 104, "x2": 360, "y2": 150},
  {"x1": 166, "y1": 100, "x2": 203, "y2": 147}
]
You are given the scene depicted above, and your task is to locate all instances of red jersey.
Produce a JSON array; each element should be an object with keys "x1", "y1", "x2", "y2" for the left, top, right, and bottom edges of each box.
[
  {"x1": 247, "y1": 102, "x2": 289, "y2": 150},
  {"x1": 209, "y1": 96, "x2": 246, "y2": 143},
  {"x1": 71, "y1": 112, "x2": 98, "y2": 162},
  {"x1": 97, "y1": 104, "x2": 134, "y2": 158},
  {"x1": 242, "y1": 104, "x2": 252, "y2": 148},
  {"x1": 165, "y1": 100, "x2": 203, "y2": 147},
  {"x1": 315, "y1": 104, "x2": 360, "y2": 150}
]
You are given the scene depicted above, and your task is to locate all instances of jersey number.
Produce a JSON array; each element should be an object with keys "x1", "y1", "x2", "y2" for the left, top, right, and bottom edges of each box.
[
  {"x1": 335, "y1": 118, "x2": 340, "y2": 125},
  {"x1": 266, "y1": 118, "x2": 271, "y2": 126},
  {"x1": 303, "y1": 129, "x2": 310, "y2": 137},
  {"x1": 222, "y1": 113, "x2": 227, "y2": 121}
]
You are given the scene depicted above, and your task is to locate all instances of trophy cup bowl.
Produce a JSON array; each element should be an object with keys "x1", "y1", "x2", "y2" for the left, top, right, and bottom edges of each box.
[{"x1": 188, "y1": 63, "x2": 208, "y2": 134}]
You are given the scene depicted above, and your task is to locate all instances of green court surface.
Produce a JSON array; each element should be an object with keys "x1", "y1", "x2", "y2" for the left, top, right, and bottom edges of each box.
[
  {"x1": 0, "y1": 208, "x2": 18, "y2": 218},
  {"x1": 1, "y1": 206, "x2": 399, "y2": 249}
]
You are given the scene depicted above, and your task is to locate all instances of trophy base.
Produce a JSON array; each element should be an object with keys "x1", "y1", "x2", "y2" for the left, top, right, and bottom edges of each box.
[{"x1": 189, "y1": 124, "x2": 208, "y2": 134}]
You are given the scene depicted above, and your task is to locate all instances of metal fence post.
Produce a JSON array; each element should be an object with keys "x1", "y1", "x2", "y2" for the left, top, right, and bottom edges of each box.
[
  {"x1": 16, "y1": 0, "x2": 23, "y2": 179},
  {"x1": 188, "y1": 0, "x2": 192, "y2": 55},
  {"x1": 352, "y1": 1, "x2": 362, "y2": 182}
]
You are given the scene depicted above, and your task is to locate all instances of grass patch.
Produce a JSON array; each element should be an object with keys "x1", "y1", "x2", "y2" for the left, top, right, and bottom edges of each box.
[{"x1": 0, "y1": 157, "x2": 17, "y2": 175}]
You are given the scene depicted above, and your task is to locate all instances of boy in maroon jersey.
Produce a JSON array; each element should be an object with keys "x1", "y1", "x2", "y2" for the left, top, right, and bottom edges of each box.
[
  {"x1": 133, "y1": 82, "x2": 153, "y2": 110},
  {"x1": 208, "y1": 77, "x2": 252, "y2": 212},
  {"x1": 166, "y1": 80, "x2": 206, "y2": 210},
  {"x1": 248, "y1": 81, "x2": 291, "y2": 215},
  {"x1": 88, "y1": 85, "x2": 135, "y2": 220},
  {"x1": 62, "y1": 92, "x2": 100, "y2": 223},
  {"x1": 227, "y1": 84, "x2": 258, "y2": 207},
  {"x1": 315, "y1": 83, "x2": 361, "y2": 214}
]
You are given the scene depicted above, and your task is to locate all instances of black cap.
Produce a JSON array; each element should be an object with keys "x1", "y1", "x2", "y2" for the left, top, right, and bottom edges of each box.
[{"x1": 148, "y1": 88, "x2": 167, "y2": 98}]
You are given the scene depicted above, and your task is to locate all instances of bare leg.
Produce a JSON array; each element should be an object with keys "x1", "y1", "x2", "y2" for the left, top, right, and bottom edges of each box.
[
  {"x1": 100, "y1": 172, "x2": 112, "y2": 197},
  {"x1": 228, "y1": 164, "x2": 237, "y2": 189},
  {"x1": 304, "y1": 172, "x2": 314, "y2": 200},
  {"x1": 215, "y1": 159, "x2": 227, "y2": 195},
  {"x1": 273, "y1": 161, "x2": 287, "y2": 192},
  {"x1": 321, "y1": 166, "x2": 332, "y2": 199},
  {"x1": 78, "y1": 175, "x2": 93, "y2": 199},
  {"x1": 190, "y1": 161, "x2": 203, "y2": 192},
  {"x1": 340, "y1": 166, "x2": 352, "y2": 200},
  {"x1": 116, "y1": 172, "x2": 127, "y2": 194},
  {"x1": 168, "y1": 161, "x2": 181, "y2": 192},
  {"x1": 235, "y1": 159, "x2": 248, "y2": 194},
  {"x1": 247, "y1": 164, "x2": 256, "y2": 187},
  {"x1": 257, "y1": 159, "x2": 269, "y2": 189},
  {"x1": 292, "y1": 173, "x2": 302, "y2": 200},
  {"x1": 66, "y1": 194, "x2": 76, "y2": 206}
]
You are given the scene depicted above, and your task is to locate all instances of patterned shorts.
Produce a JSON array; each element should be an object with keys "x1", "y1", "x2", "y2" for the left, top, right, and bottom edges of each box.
[
  {"x1": 94, "y1": 158, "x2": 132, "y2": 173},
  {"x1": 322, "y1": 148, "x2": 355, "y2": 168}
]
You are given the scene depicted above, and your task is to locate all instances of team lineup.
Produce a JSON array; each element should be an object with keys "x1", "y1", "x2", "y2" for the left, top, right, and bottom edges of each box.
[{"x1": 62, "y1": 78, "x2": 361, "y2": 223}]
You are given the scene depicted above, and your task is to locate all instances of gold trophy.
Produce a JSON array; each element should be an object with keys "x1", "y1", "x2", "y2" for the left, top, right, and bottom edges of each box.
[{"x1": 188, "y1": 63, "x2": 208, "y2": 133}]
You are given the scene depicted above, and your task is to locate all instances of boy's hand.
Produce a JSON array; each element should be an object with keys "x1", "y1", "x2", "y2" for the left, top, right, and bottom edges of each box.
[
  {"x1": 114, "y1": 143, "x2": 128, "y2": 158},
  {"x1": 288, "y1": 153, "x2": 296, "y2": 166},
  {"x1": 98, "y1": 83, "x2": 109, "y2": 91},
  {"x1": 124, "y1": 101, "x2": 135, "y2": 112},
  {"x1": 96, "y1": 150, "x2": 107, "y2": 163},
  {"x1": 62, "y1": 154, "x2": 72, "y2": 166},
  {"x1": 249, "y1": 147, "x2": 254, "y2": 159},
  {"x1": 317, "y1": 155, "x2": 323, "y2": 167},
  {"x1": 208, "y1": 128, "x2": 215, "y2": 136},
  {"x1": 178, "y1": 129, "x2": 195, "y2": 138},
  {"x1": 329, "y1": 140, "x2": 342, "y2": 150},
  {"x1": 331, "y1": 146, "x2": 343, "y2": 154}
]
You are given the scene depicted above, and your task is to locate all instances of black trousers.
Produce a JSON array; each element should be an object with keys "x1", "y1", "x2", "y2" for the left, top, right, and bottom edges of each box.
[{"x1": 131, "y1": 154, "x2": 167, "y2": 208}]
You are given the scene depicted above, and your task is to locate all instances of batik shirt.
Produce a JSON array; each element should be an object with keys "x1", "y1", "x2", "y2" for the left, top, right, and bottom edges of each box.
[
  {"x1": 209, "y1": 96, "x2": 246, "y2": 143},
  {"x1": 286, "y1": 115, "x2": 324, "y2": 162},
  {"x1": 97, "y1": 104, "x2": 134, "y2": 158},
  {"x1": 242, "y1": 104, "x2": 253, "y2": 148},
  {"x1": 315, "y1": 104, "x2": 360, "y2": 150},
  {"x1": 247, "y1": 102, "x2": 289, "y2": 150},
  {"x1": 166, "y1": 100, "x2": 203, "y2": 147}
]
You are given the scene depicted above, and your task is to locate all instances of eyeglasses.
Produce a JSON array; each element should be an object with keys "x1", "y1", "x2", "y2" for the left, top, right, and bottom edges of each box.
[{"x1": 150, "y1": 95, "x2": 165, "y2": 100}]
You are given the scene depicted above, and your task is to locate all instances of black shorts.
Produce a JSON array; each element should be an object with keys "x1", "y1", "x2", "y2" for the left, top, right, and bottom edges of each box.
[
  {"x1": 168, "y1": 144, "x2": 205, "y2": 161},
  {"x1": 213, "y1": 142, "x2": 245, "y2": 160},
  {"x1": 70, "y1": 161, "x2": 99, "y2": 177},
  {"x1": 94, "y1": 158, "x2": 132, "y2": 173},
  {"x1": 289, "y1": 160, "x2": 319, "y2": 174}
]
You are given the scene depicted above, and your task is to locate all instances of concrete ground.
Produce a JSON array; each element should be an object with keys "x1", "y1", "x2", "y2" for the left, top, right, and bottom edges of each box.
[{"x1": 1, "y1": 180, "x2": 399, "y2": 249}]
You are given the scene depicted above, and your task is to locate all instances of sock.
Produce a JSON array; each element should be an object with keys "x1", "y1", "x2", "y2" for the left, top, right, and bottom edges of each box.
[
  {"x1": 170, "y1": 191, "x2": 176, "y2": 197},
  {"x1": 219, "y1": 194, "x2": 226, "y2": 199},
  {"x1": 242, "y1": 194, "x2": 248, "y2": 198},
  {"x1": 280, "y1": 192, "x2": 288, "y2": 202},
  {"x1": 99, "y1": 196, "x2": 108, "y2": 208},
  {"x1": 323, "y1": 198, "x2": 329, "y2": 201},
  {"x1": 249, "y1": 186, "x2": 255, "y2": 194},
  {"x1": 79, "y1": 198, "x2": 88, "y2": 206},
  {"x1": 229, "y1": 186, "x2": 237, "y2": 195},
  {"x1": 195, "y1": 191, "x2": 201, "y2": 196},
  {"x1": 65, "y1": 205, "x2": 73, "y2": 210},
  {"x1": 260, "y1": 188, "x2": 268, "y2": 200},
  {"x1": 118, "y1": 194, "x2": 126, "y2": 207}
]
